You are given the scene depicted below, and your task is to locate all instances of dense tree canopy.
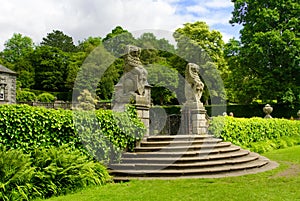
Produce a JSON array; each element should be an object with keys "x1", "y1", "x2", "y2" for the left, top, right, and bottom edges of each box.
[
  {"x1": 1, "y1": 33, "x2": 35, "y2": 88},
  {"x1": 102, "y1": 26, "x2": 136, "y2": 57},
  {"x1": 2, "y1": 33, "x2": 34, "y2": 64},
  {"x1": 2, "y1": 12, "x2": 297, "y2": 106},
  {"x1": 174, "y1": 21, "x2": 227, "y2": 104},
  {"x1": 230, "y1": 0, "x2": 300, "y2": 104},
  {"x1": 31, "y1": 46, "x2": 70, "y2": 91},
  {"x1": 41, "y1": 30, "x2": 77, "y2": 52}
]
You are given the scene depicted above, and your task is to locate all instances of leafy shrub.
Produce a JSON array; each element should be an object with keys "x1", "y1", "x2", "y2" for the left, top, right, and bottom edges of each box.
[
  {"x1": 0, "y1": 104, "x2": 145, "y2": 162},
  {"x1": 0, "y1": 146, "x2": 36, "y2": 201},
  {"x1": 0, "y1": 145, "x2": 111, "y2": 200},
  {"x1": 31, "y1": 145, "x2": 111, "y2": 198},
  {"x1": 209, "y1": 116, "x2": 300, "y2": 153},
  {"x1": 16, "y1": 90, "x2": 36, "y2": 102},
  {"x1": 37, "y1": 92, "x2": 56, "y2": 103}
]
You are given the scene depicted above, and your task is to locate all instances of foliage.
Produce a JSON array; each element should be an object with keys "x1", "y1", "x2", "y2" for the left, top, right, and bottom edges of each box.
[
  {"x1": 31, "y1": 46, "x2": 70, "y2": 92},
  {"x1": 2, "y1": 33, "x2": 34, "y2": 64},
  {"x1": 102, "y1": 26, "x2": 137, "y2": 57},
  {"x1": 74, "y1": 45, "x2": 115, "y2": 100},
  {"x1": 145, "y1": 63, "x2": 178, "y2": 105},
  {"x1": 76, "y1": 89, "x2": 97, "y2": 110},
  {"x1": 0, "y1": 145, "x2": 111, "y2": 200},
  {"x1": 1, "y1": 33, "x2": 35, "y2": 88},
  {"x1": 77, "y1": 37, "x2": 102, "y2": 53},
  {"x1": 31, "y1": 145, "x2": 111, "y2": 198},
  {"x1": 74, "y1": 106, "x2": 145, "y2": 162},
  {"x1": 0, "y1": 146, "x2": 36, "y2": 201},
  {"x1": 230, "y1": 0, "x2": 300, "y2": 104},
  {"x1": 0, "y1": 104, "x2": 145, "y2": 162},
  {"x1": 41, "y1": 30, "x2": 77, "y2": 52},
  {"x1": 96, "y1": 58, "x2": 123, "y2": 100},
  {"x1": 16, "y1": 90, "x2": 37, "y2": 102},
  {"x1": 209, "y1": 116, "x2": 300, "y2": 153},
  {"x1": 37, "y1": 93, "x2": 56, "y2": 103},
  {"x1": 174, "y1": 21, "x2": 227, "y2": 104}
]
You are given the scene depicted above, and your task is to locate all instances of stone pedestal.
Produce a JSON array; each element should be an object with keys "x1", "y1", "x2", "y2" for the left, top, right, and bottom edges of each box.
[
  {"x1": 181, "y1": 102, "x2": 208, "y2": 135},
  {"x1": 112, "y1": 84, "x2": 151, "y2": 136}
]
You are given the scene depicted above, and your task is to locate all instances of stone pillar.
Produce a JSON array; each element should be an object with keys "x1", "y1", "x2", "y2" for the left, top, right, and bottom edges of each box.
[
  {"x1": 181, "y1": 102, "x2": 208, "y2": 135},
  {"x1": 112, "y1": 84, "x2": 151, "y2": 136},
  {"x1": 135, "y1": 85, "x2": 151, "y2": 136}
]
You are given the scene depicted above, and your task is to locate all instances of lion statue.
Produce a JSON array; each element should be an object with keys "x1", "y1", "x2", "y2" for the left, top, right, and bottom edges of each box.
[
  {"x1": 122, "y1": 45, "x2": 148, "y2": 96},
  {"x1": 185, "y1": 63, "x2": 204, "y2": 104}
]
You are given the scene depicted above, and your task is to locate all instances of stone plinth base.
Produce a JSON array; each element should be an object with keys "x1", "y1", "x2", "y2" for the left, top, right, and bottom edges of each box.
[
  {"x1": 181, "y1": 102, "x2": 208, "y2": 135},
  {"x1": 112, "y1": 85, "x2": 151, "y2": 136}
]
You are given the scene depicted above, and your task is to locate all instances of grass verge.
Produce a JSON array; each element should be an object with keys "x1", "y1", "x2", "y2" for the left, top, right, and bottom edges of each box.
[{"x1": 35, "y1": 146, "x2": 300, "y2": 201}]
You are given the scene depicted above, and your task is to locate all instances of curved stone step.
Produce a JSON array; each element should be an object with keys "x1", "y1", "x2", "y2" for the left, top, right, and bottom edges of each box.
[
  {"x1": 124, "y1": 145, "x2": 241, "y2": 158},
  {"x1": 110, "y1": 153, "x2": 260, "y2": 171},
  {"x1": 146, "y1": 135, "x2": 215, "y2": 142},
  {"x1": 119, "y1": 149, "x2": 251, "y2": 164},
  {"x1": 134, "y1": 142, "x2": 232, "y2": 152},
  {"x1": 140, "y1": 138, "x2": 223, "y2": 147},
  {"x1": 109, "y1": 158, "x2": 270, "y2": 177},
  {"x1": 109, "y1": 135, "x2": 278, "y2": 181}
]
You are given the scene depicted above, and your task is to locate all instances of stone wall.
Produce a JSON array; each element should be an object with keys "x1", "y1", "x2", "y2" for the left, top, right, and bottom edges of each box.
[{"x1": 0, "y1": 73, "x2": 16, "y2": 104}]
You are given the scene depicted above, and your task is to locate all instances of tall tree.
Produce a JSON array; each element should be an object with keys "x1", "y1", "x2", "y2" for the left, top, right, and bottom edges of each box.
[
  {"x1": 230, "y1": 0, "x2": 300, "y2": 104},
  {"x1": 174, "y1": 21, "x2": 227, "y2": 104},
  {"x1": 102, "y1": 26, "x2": 136, "y2": 57},
  {"x1": 77, "y1": 36, "x2": 102, "y2": 54},
  {"x1": 2, "y1": 33, "x2": 34, "y2": 64},
  {"x1": 1, "y1": 33, "x2": 35, "y2": 88},
  {"x1": 31, "y1": 46, "x2": 70, "y2": 91},
  {"x1": 41, "y1": 30, "x2": 77, "y2": 52}
]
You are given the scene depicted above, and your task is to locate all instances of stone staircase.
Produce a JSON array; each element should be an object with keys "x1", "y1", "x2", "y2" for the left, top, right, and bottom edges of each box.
[{"x1": 109, "y1": 135, "x2": 278, "y2": 181}]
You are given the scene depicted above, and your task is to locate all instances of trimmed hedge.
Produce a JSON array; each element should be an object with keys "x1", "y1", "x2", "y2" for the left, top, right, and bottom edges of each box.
[
  {"x1": 152, "y1": 104, "x2": 300, "y2": 118},
  {"x1": 209, "y1": 116, "x2": 300, "y2": 153},
  {"x1": 36, "y1": 92, "x2": 56, "y2": 103},
  {"x1": 0, "y1": 104, "x2": 145, "y2": 162}
]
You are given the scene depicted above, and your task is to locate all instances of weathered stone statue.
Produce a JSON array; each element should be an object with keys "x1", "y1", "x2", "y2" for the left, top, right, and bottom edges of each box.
[
  {"x1": 181, "y1": 63, "x2": 207, "y2": 135},
  {"x1": 122, "y1": 45, "x2": 148, "y2": 96},
  {"x1": 113, "y1": 45, "x2": 151, "y2": 135},
  {"x1": 185, "y1": 63, "x2": 204, "y2": 106}
]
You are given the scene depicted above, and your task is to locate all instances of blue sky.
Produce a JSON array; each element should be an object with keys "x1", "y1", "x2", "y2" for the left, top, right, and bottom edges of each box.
[{"x1": 0, "y1": 0, "x2": 242, "y2": 50}]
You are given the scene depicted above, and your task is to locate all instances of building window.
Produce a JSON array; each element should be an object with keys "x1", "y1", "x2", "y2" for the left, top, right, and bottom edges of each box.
[{"x1": 0, "y1": 86, "x2": 4, "y2": 101}]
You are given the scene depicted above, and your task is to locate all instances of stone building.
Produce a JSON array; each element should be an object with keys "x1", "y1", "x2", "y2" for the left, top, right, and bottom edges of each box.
[{"x1": 0, "y1": 64, "x2": 17, "y2": 104}]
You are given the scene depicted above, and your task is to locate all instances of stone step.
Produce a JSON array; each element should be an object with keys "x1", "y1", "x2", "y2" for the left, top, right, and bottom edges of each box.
[
  {"x1": 119, "y1": 149, "x2": 250, "y2": 164},
  {"x1": 145, "y1": 135, "x2": 215, "y2": 142},
  {"x1": 109, "y1": 158, "x2": 270, "y2": 177},
  {"x1": 110, "y1": 153, "x2": 260, "y2": 170},
  {"x1": 140, "y1": 138, "x2": 223, "y2": 147},
  {"x1": 134, "y1": 142, "x2": 232, "y2": 152},
  {"x1": 124, "y1": 145, "x2": 241, "y2": 158}
]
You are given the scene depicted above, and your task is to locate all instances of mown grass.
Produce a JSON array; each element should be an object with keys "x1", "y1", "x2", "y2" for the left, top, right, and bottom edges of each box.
[{"x1": 36, "y1": 146, "x2": 300, "y2": 201}]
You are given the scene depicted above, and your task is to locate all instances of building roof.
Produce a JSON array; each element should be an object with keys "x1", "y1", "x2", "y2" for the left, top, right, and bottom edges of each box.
[{"x1": 0, "y1": 64, "x2": 17, "y2": 75}]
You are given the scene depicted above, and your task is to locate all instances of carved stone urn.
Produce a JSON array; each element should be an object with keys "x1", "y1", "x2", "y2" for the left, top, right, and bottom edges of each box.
[{"x1": 263, "y1": 104, "x2": 273, "y2": 118}]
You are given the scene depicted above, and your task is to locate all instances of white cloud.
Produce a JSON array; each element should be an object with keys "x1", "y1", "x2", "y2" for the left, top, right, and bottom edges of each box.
[
  {"x1": 0, "y1": 0, "x2": 239, "y2": 50},
  {"x1": 186, "y1": 5, "x2": 210, "y2": 14},
  {"x1": 204, "y1": 0, "x2": 233, "y2": 8}
]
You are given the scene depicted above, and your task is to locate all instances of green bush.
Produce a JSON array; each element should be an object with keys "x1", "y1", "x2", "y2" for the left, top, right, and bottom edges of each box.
[
  {"x1": 31, "y1": 145, "x2": 111, "y2": 199},
  {"x1": 0, "y1": 145, "x2": 111, "y2": 200},
  {"x1": 209, "y1": 116, "x2": 300, "y2": 153},
  {"x1": 16, "y1": 90, "x2": 36, "y2": 102},
  {"x1": 0, "y1": 147, "x2": 36, "y2": 201},
  {"x1": 0, "y1": 104, "x2": 145, "y2": 162},
  {"x1": 36, "y1": 92, "x2": 56, "y2": 103}
]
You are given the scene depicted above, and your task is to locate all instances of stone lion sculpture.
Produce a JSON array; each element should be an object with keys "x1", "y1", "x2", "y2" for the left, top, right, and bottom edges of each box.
[
  {"x1": 122, "y1": 45, "x2": 148, "y2": 96},
  {"x1": 185, "y1": 63, "x2": 204, "y2": 105}
]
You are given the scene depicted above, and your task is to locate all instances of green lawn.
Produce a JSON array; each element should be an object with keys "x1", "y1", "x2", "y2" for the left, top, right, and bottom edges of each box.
[{"x1": 36, "y1": 146, "x2": 300, "y2": 201}]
